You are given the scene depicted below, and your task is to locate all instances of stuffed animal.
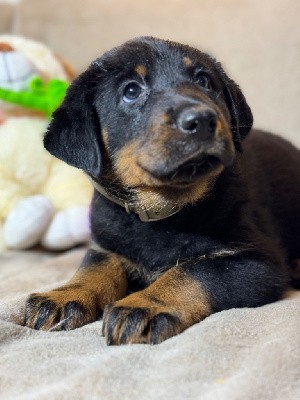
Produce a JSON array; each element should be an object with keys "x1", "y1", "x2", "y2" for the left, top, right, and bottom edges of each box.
[{"x1": 0, "y1": 35, "x2": 93, "y2": 251}]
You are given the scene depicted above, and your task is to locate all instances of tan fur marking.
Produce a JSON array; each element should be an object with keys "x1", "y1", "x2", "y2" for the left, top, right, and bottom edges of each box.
[
  {"x1": 118, "y1": 267, "x2": 211, "y2": 323},
  {"x1": 113, "y1": 140, "x2": 173, "y2": 189},
  {"x1": 114, "y1": 138, "x2": 223, "y2": 212},
  {"x1": 25, "y1": 254, "x2": 129, "y2": 330},
  {"x1": 69, "y1": 254, "x2": 128, "y2": 308},
  {"x1": 135, "y1": 64, "x2": 147, "y2": 77},
  {"x1": 216, "y1": 117, "x2": 233, "y2": 141},
  {"x1": 134, "y1": 171, "x2": 221, "y2": 212},
  {"x1": 114, "y1": 141, "x2": 152, "y2": 186},
  {"x1": 103, "y1": 267, "x2": 211, "y2": 344},
  {"x1": 183, "y1": 56, "x2": 192, "y2": 67}
]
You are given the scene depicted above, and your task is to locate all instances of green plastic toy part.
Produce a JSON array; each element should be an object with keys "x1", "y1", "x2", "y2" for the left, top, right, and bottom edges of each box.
[{"x1": 0, "y1": 76, "x2": 69, "y2": 118}]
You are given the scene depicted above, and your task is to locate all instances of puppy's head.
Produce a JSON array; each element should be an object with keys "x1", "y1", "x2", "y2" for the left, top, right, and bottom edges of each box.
[{"x1": 44, "y1": 37, "x2": 253, "y2": 210}]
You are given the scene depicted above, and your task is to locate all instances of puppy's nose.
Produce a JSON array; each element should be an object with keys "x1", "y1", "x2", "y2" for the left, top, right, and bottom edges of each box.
[{"x1": 177, "y1": 108, "x2": 217, "y2": 140}]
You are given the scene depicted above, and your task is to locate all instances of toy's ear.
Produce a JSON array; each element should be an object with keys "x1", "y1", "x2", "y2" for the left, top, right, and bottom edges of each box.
[
  {"x1": 44, "y1": 67, "x2": 102, "y2": 177},
  {"x1": 220, "y1": 73, "x2": 253, "y2": 152}
]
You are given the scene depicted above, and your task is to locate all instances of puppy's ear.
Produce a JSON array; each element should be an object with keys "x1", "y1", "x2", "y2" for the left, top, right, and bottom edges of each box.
[
  {"x1": 219, "y1": 71, "x2": 253, "y2": 152},
  {"x1": 44, "y1": 67, "x2": 102, "y2": 177}
]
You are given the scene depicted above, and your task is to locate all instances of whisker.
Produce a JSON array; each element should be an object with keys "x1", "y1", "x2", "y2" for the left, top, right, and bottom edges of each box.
[
  {"x1": 215, "y1": 90, "x2": 222, "y2": 101},
  {"x1": 230, "y1": 125, "x2": 253, "y2": 128}
]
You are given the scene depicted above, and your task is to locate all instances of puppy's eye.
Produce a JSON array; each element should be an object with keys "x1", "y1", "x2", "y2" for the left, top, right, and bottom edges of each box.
[
  {"x1": 123, "y1": 82, "x2": 143, "y2": 102},
  {"x1": 195, "y1": 73, "x2": 211, "y2": 89}
]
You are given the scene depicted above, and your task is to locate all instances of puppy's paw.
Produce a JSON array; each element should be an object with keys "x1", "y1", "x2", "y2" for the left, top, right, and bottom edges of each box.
[
  {"x1": 102, "y1": 293, "x2": 184, "y2": 345},
  {"x1": 24, "y1": 287, "x2": 99, "y2": 331}
]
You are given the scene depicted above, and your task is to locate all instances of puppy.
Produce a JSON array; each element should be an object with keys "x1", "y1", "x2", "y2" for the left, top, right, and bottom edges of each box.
[{"x1": 24, "y1": 37, "x2": 300, "y2": 345}]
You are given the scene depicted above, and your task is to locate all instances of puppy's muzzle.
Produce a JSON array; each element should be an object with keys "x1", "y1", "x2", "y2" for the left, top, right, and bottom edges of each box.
[{"x1": 136, "y1": 97, "x2": 235, "y2": 186}]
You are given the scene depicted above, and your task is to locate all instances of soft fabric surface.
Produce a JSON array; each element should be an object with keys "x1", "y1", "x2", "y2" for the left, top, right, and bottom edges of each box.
[{"x1": 0, "y1": 249, "x2": 299, "y2": 400}]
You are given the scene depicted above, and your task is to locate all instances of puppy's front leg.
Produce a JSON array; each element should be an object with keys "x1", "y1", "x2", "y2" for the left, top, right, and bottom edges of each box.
[
  {"x1": 24, "y1": 249, "x2": 128, "y2": 331},
  {"x1": 102, "y1": 267, "x2": 211, "y2": 345},
  {"x1": 103, "y1": 252, "x2": 287, "y2": 345}
]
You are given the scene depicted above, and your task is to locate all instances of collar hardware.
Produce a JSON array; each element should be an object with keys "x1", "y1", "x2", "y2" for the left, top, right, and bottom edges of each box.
[{"x1": 87, "y1": 176, "x2": 181, "y2": 222}]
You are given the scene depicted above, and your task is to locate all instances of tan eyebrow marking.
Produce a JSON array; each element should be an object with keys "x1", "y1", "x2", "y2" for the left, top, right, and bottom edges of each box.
[
  {"x1": 183, "y1": 56, "x2": 192, "y2": 67},
  {"x1": 135, "y1": 64, "x2": 147, "y2": 77}
]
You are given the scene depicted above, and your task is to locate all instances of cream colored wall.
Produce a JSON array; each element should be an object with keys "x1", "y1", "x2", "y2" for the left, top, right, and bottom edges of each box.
[{"x1": 2, "y1": 0, "x2": 300, "y2": 146}]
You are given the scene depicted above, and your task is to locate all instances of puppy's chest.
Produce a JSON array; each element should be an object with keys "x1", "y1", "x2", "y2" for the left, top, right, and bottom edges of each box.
[{"x1": 92, "y1": 200, "x2": 220, "y2": 276}]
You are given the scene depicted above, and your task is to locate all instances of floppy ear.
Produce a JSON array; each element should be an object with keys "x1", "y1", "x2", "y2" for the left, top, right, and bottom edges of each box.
[
  {"x1": 44, "y1": 67, "x2": 102, "y2": 177},
  {"x1": 221, "y1": 76, "x2": 253, "y2": 152}
]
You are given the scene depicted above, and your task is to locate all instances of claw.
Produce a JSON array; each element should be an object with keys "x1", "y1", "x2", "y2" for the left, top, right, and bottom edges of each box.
[
  {"x1": 24, "y1": 289, "x2": 98, "y2": 331},
  {"x1": 103, "y1": 302, "x2": 182, "y2": 345}
]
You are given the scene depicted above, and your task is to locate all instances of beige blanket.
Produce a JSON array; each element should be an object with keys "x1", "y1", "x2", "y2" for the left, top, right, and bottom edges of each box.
[{"x1": 0, "y1": 248, "x2": 300, "y2": 400}]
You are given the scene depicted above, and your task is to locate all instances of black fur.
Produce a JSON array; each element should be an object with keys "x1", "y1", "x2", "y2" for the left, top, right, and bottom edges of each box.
[
  {"x1": 35, "y1": 37, "x2": 300, "y2": 343},
  {"x1": 44, "y1": 70, "x2": 103, "y2": 177}
]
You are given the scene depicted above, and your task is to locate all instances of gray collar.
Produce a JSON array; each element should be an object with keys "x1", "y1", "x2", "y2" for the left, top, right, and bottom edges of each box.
[{"x1": 88, "y1": 176, "x2": 181, "y2": 222}]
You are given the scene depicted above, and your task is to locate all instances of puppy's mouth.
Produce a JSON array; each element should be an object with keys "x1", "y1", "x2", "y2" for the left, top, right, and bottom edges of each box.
[
  {"x1": 138, "y1": 154, "x2": 223, "y2": 187},
  {"x1": 168, "y1": 155, "x2": 222, "y2": 184}
]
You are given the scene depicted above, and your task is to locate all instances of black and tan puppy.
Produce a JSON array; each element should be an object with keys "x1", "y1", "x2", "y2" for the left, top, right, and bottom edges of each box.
[{"x1": 24, "y1": 37, "x2": 300, "y2": 345}]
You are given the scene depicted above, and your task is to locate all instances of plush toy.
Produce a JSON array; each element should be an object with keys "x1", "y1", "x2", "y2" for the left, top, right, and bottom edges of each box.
[
  {"x1": 0, "y1": 35, "x2": 93, "y2": 251},
  {"x1": 0, "y1": 75, "x2": 69, "y2": 118}
]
